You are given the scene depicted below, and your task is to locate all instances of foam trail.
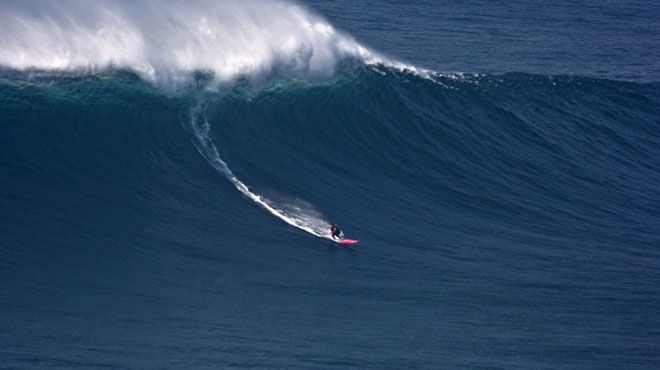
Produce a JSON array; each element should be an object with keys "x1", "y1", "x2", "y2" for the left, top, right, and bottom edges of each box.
[{"x1": 188, "y1": 104, "x2": 333, "y2": 240}]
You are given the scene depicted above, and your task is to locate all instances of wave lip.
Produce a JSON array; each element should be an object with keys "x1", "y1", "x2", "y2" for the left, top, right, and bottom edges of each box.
[{"x1": 0, "y1": 0, "x2": 396, "y2": 90}]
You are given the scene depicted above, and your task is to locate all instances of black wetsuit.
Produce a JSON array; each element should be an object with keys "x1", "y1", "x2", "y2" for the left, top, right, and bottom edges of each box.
[{"x1": 330, "y1": 225, "x2": 342, "y2": 239}]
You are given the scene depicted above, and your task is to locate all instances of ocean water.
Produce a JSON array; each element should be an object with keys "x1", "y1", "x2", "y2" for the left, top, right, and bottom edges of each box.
[{"x1": 1, "y1": 0, "x2": 659, "y2": 368}]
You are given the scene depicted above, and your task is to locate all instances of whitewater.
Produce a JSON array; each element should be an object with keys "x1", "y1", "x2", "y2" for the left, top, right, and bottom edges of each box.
[{"x1": 0, "y1": 0, "x2": 409, "y2": 89}]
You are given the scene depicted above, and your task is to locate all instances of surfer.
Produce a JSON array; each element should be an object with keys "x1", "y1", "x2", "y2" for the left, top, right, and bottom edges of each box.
[{"x1": 329, "y1": 224, "x2": 342, "y2": 240}]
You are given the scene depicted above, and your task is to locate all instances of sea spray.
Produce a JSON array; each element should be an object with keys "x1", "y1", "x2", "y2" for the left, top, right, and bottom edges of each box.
[{"x1": 0, "y1": 0, "x2": 391, "y2": 92}]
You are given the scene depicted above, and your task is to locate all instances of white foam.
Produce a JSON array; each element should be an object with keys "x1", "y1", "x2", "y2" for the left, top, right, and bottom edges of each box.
[{"x1": 0, "y1": 0, "x2": 401, "y2": 90}]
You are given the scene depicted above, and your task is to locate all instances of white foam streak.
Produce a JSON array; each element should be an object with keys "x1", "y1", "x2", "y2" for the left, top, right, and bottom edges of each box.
[
  {"x1": 189, "y1": 104, "x2": 333, "y2": 240},
  {"x1": 0, "y1": 0, "x2": 391, "y2": 90}
]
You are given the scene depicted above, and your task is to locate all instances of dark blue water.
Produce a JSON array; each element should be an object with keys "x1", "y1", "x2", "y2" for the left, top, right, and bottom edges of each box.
[
  {"x1": 308, "y1": 0, "x2": 660, "y2": 82},
  {"x1": 1, "y1": 1, "x2": 660, "y2": 369}
]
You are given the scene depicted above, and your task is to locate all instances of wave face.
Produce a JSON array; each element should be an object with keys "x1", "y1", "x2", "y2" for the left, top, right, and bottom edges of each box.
[
  {"x1": 1, "y1": 1, "x2": 660, "y2": 368},
  {"x1": 2, "y1": 68, "x2": 659, "y2": 368}
]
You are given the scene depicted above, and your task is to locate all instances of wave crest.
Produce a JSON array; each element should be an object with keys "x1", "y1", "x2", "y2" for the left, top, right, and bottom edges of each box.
[{"x1": 0, "y1": 0, "x2": 390, "y2": 90}]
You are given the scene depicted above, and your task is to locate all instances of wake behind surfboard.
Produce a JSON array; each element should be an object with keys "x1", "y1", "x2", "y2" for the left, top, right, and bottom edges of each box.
[{"x1": 191, "y1": 104, "x2": 357, "y2": 247}]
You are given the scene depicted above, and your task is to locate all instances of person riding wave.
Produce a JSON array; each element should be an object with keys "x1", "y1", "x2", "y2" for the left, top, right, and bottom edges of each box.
[{"x1": 329, "y1": 224, "x2": 342, "y2": 240}]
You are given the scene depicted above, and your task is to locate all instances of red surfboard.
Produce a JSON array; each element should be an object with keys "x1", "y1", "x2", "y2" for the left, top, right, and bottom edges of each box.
[{"x1": 336, "y1": 239, "x2": 358, "y2": 245}]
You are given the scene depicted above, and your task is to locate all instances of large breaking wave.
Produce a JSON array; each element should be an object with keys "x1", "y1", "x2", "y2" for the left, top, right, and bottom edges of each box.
[
  {"x1": 0, "y1": 0, "x2": 404, "y2": 240},
  {"x1": 0, "y1": 0, "x2": 658, "y2": 248},
  {"x1": 0, "y1": 0, "x2": 414, "y2": 91}
]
